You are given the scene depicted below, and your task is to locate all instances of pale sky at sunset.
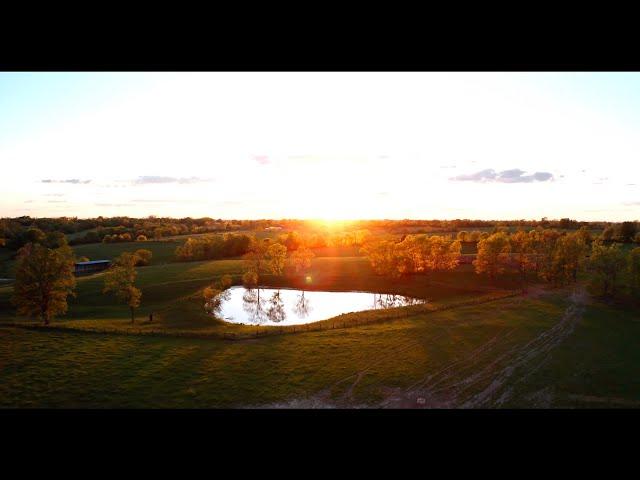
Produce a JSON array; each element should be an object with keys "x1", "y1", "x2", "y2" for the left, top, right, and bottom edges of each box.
[{"x1": 1, "y1": 72, "x2": 639, "y2": 221}]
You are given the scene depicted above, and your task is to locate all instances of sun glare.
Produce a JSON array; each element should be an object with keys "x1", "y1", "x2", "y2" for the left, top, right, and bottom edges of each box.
[{"x1": 309, "y1": 218, "x2": 356, "y2": 231}]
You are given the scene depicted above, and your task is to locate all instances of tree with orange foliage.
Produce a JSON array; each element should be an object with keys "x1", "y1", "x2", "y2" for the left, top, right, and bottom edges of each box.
[
  {"x1": 474, "y1": 232, "x2": 511, "y2": 281},
  {"x1": 12, "y1": 242, "x2": 76, "y2": 325},
  {"x1": 289, "y1": 245, "x2": 315, "y2": 274},
  {"x1": 509, "y1": 230, "x2": 535, "y2": 292},
  {"x1": 103, "y1": 252, "x2": 142, "y2": 323}
]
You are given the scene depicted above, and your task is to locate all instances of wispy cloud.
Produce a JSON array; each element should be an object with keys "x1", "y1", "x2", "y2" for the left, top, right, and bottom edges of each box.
[
  {"x1": 47, "y1": 200, "x2": 67, "y2": 204},
  {"x1": 450, "y1": 169, "x2": 498, "y2": 182},
  {"x1": 133, "y1": 176, "x2": 213, "y2": 185},
  {"x1": 41, "y1": 179, "x2": 91, "y2": 184},
  {"x1": 131, "y1": 199, "x2": 172, "y2": 203},
  {"x1": 131, "y1": 198, "x2": 201, "y2": 204},
  {"x1": 450, "y1": 168, "x2": 554, "y2": 183},
  {"x1": 43, "y1": 193, "x2": 65, "y2": 197},
  {"x1": 94, "y1": 202, "x2": 134, "y2": 207}
]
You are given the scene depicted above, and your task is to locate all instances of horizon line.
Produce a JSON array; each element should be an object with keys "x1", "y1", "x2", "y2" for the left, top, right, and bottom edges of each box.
[{"x1": 1, "y1": 215, "x2": 638, "y2": 223}]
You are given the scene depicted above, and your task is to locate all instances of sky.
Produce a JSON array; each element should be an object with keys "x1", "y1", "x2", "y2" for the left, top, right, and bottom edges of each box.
[{"x1": 0, "y1": 72, "x2": 639, "y2": 221}]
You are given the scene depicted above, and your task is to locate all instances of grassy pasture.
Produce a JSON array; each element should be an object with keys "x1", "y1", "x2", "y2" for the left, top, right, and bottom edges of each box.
[
  {"x1": 71, "y1": 239, "x2": 181, "y2": 264},
  {"x1": 65, "y1": 228, "x2": 100, "y2": 241},
  {"x1": 2, "y1": 290, "x2": 638, "y2": 408},
  {"x1": 0, "y1": 247, "x2": 13, "y2": 278},
  {"x1": 2, "y1": 235, "x2": 638, "y2": 409}
]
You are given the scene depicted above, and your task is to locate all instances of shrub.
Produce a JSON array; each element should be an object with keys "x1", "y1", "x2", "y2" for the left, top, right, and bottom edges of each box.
[
  {"x1": 217, "y1": 274, "x2": 233, "y2": 290},
  {"x1": 133, "y1": 249, "x2": 152, "y2": 266},
  {"x1": 243, "y1": 271, "x2": 258, "y2": 287}
]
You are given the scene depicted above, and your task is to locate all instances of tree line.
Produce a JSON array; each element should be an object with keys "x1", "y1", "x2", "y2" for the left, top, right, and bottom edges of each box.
[
  {"x1": 361, "y1": 235, "x2": 461, "y2": 279},
  {"x1": 174, "y1": 233, "x2": 253, "y2": 261},
  {"x1": 173, "y1": 229, "x2": 373, "y2": 263},
  {"x1": 4, "y1": 216, "x2": 638, "y2": 251},
  {"x1": 0, "y1": 216, "x2": 276, "y2": 249},
  {"x1": 361, "y1": 226, "x2": 640, "y2": 298}
]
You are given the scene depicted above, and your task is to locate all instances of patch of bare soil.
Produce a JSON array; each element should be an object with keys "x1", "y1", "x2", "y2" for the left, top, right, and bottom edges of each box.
[
  {"x1": 522, "y1": 386, "x2": 556, "y2": 408},
  {"x1": 249, "y1": 398, "x2": 348, "y2": 409},
  {"x1": 521, "y1": 284, "x2": 549, "y2": 299}
]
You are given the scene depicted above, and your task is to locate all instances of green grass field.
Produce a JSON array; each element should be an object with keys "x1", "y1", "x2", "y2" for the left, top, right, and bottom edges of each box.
[
  {"x1": 71, "y1": 239, "x2": 182, "y2": 264},
  {"x1": 2, "y1": 288, "x2": 638, "y2": 408},
  {"x1": 2, "y1": 235, "x2": 639, "y2": 408},
  {"x1": 0, "y1": 247, "x2": 13, "y2": 278}
]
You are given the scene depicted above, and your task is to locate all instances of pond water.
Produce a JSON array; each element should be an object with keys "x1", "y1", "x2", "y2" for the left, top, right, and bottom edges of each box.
[{"x1": 207, "y1": 286, "x2": 426, "y2": 326}]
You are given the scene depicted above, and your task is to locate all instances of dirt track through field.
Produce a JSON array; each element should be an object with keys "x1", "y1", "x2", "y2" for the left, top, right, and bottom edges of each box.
[{"x1": 381, "y1": 286, "x2": 587, "y2": 408}]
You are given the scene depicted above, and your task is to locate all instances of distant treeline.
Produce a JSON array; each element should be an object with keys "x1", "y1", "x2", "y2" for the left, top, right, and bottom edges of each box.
[
  {"x1": 175, "y1": 234, "x2": 253, "y2": 261},
  {"x1": 173, "y1": 230, "x2": 375, "y2": 263},
  {"x1": 0, "y1": 216, "x2": 267, "y2": 250},
  {"x1": 1, "y1": 216, "x2": 639, "y2": 251}
]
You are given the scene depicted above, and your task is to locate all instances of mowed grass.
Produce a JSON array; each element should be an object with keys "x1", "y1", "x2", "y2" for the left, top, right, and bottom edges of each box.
[
  {"x1": 0, "y1": 247, "x2": 14, "y2": 278},
  {"x1": 2, "y1": 291, "x2": 638, "y2": 408},
  {"x1": 501, "y1": 299, "x2": 640, "y2": 407},
  {"x1": 71, "y1": 240, "x2": 181, "y2": 264}
]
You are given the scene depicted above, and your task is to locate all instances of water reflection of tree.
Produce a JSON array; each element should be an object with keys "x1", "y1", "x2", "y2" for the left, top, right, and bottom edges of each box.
[
  {"x1": 266, "y1": 290, "x2": 286, "y2": 323},
  {"x1": 242, "y1": 288, "x2": 287, "y2": 325},
  {"x1": 372, "y1": 293, "x2": 425, "y2": 309},
  {"x1": 293, "y1": 290, "x2": 312, "y2": 319},
  {"x1": 242, "y1": 288, "x2": 267, "y2": 325},
  {"x1": 204, "y1": 289, "x2": 231, "y2": 315}
]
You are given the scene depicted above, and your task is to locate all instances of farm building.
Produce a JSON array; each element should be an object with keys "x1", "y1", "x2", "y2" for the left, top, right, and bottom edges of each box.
[{"x1": 74, "y1": 260, "x2": 111, "y2": 276}]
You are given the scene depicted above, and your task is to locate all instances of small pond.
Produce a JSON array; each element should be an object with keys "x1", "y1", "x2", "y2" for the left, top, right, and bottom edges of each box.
[{"x1": 207, "y1": 286, "x2": 426, "y2": 326}]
